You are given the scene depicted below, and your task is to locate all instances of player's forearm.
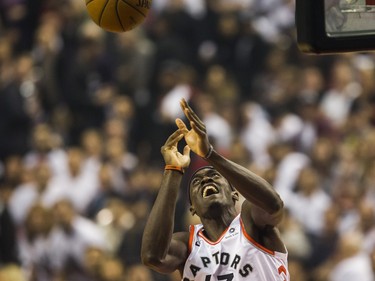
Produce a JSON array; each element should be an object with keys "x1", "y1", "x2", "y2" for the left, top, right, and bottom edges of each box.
[
  {"x1": 141, "y1": 170, "x2": 182, "y2": 264},
  {"x1": 207, "y1": 149, "x2": 283, "y2": 215}
]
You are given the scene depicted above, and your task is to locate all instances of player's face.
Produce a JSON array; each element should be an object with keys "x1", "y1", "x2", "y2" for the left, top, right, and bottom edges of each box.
[{"x1": 189, "y1": 168, "x2": 235, "y2": 216}]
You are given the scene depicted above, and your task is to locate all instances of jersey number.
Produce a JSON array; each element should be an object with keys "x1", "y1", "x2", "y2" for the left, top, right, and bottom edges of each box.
[
  {"x1": 184, "y1": 273, "x2": 234, "y2": 281},
  {"x1": 206, "y1": 273, "x2": 234, "y2": 281}
]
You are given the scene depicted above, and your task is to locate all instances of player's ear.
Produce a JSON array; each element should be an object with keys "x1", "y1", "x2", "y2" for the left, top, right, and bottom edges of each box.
[
  {"x1": 189, "y1": 206, "x2": 196, "y2": 216},
  {"x1": 232, "y1": 191, "x2": 239, "y2": 203}
]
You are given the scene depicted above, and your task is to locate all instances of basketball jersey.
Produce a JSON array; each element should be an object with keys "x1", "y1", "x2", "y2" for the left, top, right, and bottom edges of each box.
[{"x1": 182, "y1": 214, "x2": 290, "y2": 281}]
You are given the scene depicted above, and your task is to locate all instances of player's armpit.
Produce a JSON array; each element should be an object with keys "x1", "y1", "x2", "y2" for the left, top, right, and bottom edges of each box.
[{"x1": 240, "y1": 202, "x2": 287, "y2": 254}]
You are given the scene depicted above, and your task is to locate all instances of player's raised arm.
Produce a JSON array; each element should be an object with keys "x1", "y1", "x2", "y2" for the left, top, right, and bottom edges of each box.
[
  {"x1": 177, "y1": 98, "x2": 284, "y2": 228},
  {"x1": 141, "y1": 129, "x2": 191, "y2": 274}
]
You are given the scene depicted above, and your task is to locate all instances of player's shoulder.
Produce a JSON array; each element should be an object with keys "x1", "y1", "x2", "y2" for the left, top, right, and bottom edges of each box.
[
  {"x1": 172, "y1": 231, "x2": 190, "y2": 245},
  {"x1": 240, "y1": 203, "x2": 287, "y2": 254}
]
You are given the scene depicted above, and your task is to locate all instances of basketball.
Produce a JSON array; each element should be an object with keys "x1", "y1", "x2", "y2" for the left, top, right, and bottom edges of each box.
[{"x1": 85, "y1": 0, "x2": 151, "y2": 33}]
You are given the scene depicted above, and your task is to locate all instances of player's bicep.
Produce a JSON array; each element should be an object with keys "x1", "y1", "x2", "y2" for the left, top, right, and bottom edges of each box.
[
  {"x1": 147, "y1": 232, "x2": 190, "y2": 274},
  {"x1": 241, "y1": 200, "x2": 283, "y2": 229}
]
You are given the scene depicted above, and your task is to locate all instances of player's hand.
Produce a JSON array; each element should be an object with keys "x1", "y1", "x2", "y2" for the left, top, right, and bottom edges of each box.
[
  {"x1": 176, "y1": 99, "x2": 211, "y2": 158},
  {"x1": 161, "y1": 129, "x2": 191, "y2": 168}
]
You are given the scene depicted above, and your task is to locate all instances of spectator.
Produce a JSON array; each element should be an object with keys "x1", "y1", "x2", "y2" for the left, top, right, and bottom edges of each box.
[
  {"x1": 0, "y1": 180, "x2": 19, "y2": 266},
  {"x1": 287, "y1": 166, "x2": 332, "y2": 236},
  {"x1": 51, "y1": 147, "x2": 100, "y2": 214},
  {"x1": 86, "y1": 163, "x2": 124, "y2": 219},
  {"x1": 104, "y1": 137, "x2": 138, "y2": 195},
  {"x1": 80, "y1": 128, "x2": 104, "y2": 174},
  {"x1": 307, "y1": 203, "x2": 340, "y2": 271},
  {"x1": 329, "y1": 231, "x2": 374, "y2": 281},
  {"x1": 17, "y1": 204, "x2": 54, "y2": 280},
  {"x1": 8, "y1": 162, "x2": 56, "y2": 225},
  {"x1": 0, "y1": 53, "x2": 35, "y2": 159},
  {"x1": 23, "y1": 123, "x2": 67, "y2": 178},
  {"x1": 320, "y1": 58, "x2": 362, "y2": 130},
  {"x1": 48, "y1": 199, "x2": 108, "y2": 279}
]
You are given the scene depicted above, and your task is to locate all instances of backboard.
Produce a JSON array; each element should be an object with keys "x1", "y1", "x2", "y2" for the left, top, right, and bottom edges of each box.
[{"x1": 296, "y1": 0, "x2": 375, "y2": 54}]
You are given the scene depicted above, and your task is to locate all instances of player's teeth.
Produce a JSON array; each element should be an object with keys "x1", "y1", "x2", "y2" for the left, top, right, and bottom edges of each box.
[{"x1": 203, "y1": 186, "x2": 217, "y2": 197}]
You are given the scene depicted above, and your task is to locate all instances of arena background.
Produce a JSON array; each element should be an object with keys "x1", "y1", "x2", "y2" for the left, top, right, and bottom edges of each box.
[{"x1": 0, "y1": 0, "x2": 375, "y2": 280}]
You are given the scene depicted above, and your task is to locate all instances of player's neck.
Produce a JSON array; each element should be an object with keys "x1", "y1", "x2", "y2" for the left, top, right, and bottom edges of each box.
[{"x1": 201, "y1": 210, "x2": 237, "y2": 242}]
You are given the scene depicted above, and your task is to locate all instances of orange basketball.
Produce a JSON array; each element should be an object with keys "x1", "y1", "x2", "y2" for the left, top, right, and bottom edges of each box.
[{"x1": 85, "y1": 0, "x2": 151, "y2": 32}]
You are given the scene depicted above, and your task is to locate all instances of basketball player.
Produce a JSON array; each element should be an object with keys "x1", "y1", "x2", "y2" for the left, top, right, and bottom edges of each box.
[{"x1": 141, "y1": 99, "x2": 289, "y2": 280}]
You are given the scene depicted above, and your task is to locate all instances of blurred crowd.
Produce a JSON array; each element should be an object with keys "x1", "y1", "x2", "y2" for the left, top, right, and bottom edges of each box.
[{"x1": 1, "y1": 0, "x2": 375, "y2": 280}]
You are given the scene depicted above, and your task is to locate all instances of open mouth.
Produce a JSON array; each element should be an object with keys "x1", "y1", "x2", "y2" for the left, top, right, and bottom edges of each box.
[{"x1": 202, "y1": 185, "x2": 219, "y2": 198}]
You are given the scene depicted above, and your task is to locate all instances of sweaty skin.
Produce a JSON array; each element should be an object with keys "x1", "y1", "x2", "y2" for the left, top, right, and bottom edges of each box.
[{"x1": 141, "y1": 99, "x2": 286, "y2": 277}]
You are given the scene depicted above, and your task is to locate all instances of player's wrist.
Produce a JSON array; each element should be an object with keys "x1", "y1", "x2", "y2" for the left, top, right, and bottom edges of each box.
[
  {"x1": 165, "y1": 164, "x2": 185, "y2": 174},
  {"x1": 203, "y1": 145, "x2": 214, "y2": 160}
]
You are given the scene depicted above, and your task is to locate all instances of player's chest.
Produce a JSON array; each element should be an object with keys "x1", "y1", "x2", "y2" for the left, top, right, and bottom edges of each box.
[{"x1": 184, "y1": 226, "x2": 257, "y2": 279}]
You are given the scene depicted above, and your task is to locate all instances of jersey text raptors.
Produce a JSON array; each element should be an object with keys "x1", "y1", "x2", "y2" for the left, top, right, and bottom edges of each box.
[{"x1": 182, "y1": 215, "x2": 289, "y2": 281}]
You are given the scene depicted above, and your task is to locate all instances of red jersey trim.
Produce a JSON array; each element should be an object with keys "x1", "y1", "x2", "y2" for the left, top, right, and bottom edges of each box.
[
  {"x1": 197, "y1": 226, "x2": 230, "y2": 245},
  {"x1": 188, "y1": 225, "x2": 195, "y2": 254},
  {"x1": 240, "y1": 217, "x2": 275, "y2": 256}
]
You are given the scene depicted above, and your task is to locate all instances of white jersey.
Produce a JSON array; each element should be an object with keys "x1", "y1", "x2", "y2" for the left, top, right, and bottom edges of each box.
[{"x1": 182, "y1": 214, "x2": 289, "y2": 281}]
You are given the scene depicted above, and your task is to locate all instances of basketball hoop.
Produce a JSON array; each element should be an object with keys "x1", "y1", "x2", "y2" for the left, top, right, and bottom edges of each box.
[
  {"x1": 296, "y1": 0, "x2": 375, "y2": 53},
  {"x1": 340, "y1": 0, "x2": 375, "y2": 13}
]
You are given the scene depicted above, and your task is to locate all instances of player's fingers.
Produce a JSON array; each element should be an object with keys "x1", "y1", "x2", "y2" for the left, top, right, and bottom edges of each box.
[
  {"x1": 175, "y1": 118, "x2": 189, "y2": 133},
  {"x1": 165, "y1": 129, "x2": 183, "y2": 146},
  {"x1": 180, "y1": 98, "x2": 188, "y2": 110},
  {"x1": 188, "y1": 112, "x2": 206, "y2": 134},
  {"x1": 191, "y1": 122, "x2": 206, "y2": 137},
  {"x1": 180, "y1": 99, "x2": 186, "y2": 110},
  {"x1": 183, "y1": 145, "x2": 191, "y2": 157},
  {"x1": 183, "y1": 105, "x2": 206, "y2": 132},
  {"x1": 180, "y1": 99, "x2": 195, "y2": 122},
  {"x1": 180, "y1": 99, "x2": 206, "y2": 133},
  {"x1": 173, "y1": 133, "x2": 185, "y2": 146},
  {"x1": 162, "y1": 135, "x2": 183, "y2": 155}
]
